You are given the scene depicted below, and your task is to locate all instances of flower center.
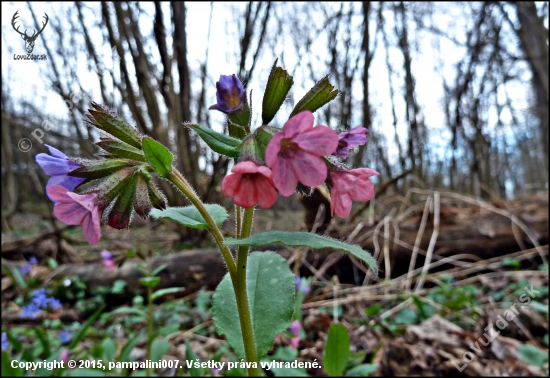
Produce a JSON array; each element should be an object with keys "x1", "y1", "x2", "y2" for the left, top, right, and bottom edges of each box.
[{"x1": 279, "y1": 138, "x2": 299, "y2": 158}]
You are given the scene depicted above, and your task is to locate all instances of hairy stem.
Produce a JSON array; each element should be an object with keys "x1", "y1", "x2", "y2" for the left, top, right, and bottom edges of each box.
[
  {"x1": 167, "y1": 170, "x2": 259, "y2": 375},
  {"x1": 235, "y1": 207, "x2": 260, "y2": 376},
  {"x1": 167, "y1": 169, "x2": 236, "y2": 276}
]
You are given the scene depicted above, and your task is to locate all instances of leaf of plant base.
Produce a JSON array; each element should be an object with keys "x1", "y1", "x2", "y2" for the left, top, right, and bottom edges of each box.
[
  {"x1": 225, "y1": 231, "x2": 377, "y2": 275},
  {"x1": 150, "y1": 204, "x2": 228, "y2": 229},
  {"x1": 212, "y1": 251, "x2": 295, "y2": 359},
  {"x1": 186, "y1": 123, "x2": 242, "y2": 157},
  {"x1": 142, "y1": 137, "x2": 174, "y2": 178},
  {"x1": 289, "y1": 75, "x2": 338, "y2": 117},
  {"x1": 324, "y1": 323, "x2": 350, "y2": 376},
  {"x1": 262, "y1": 59, "x2": 294, "y2": 125}
]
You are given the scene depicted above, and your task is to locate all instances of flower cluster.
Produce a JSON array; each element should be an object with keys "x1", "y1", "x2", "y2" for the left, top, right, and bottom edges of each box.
[
  {"x1": 21, "y1": 288, "x2": 62, "y2": 318},
  {"x1": 212, "y1": 74, "x2": 377, "y2": 218}
]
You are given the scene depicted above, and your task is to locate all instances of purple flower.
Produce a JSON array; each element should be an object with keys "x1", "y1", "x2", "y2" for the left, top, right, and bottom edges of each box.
[
  {"x1": 20, "y1": 288, "x2": 62, "y2": 318},
  {"x1": 295, "y1": 276, "x2": 310, "y2": 295},
  {"x1": 20, "y1": 263, "x2": 32, "y2": 276},
  {"x1": 333, "y1": 127, "x2": 368, "y2": 159},
  {"x1": 100, "y1": 250, "x2": 113, "y2": 261},
  {"x1": 35, "y1": 145, "x2": 85, "y2": 202},
  {"x1": 289, "y1": 320, "x2": 301, "y2": 337},
  {"x1": 1, "y1": 332, "x2": 8, "y2": 350},
  {"x1": 209, "y1": 74, "x2": 245, "y2": 114},
  {"x1": 59, "y1": 330, "x2": 72, "y2": 345},
  {"x1": 20, "y1": 256, "x2": 38, "y2": 275}
]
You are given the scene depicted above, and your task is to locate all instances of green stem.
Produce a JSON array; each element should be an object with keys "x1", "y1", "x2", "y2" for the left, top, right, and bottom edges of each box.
[
  {"x1": 146, "y1": 284, "x2": 153, "y2": 376},
  {"x1": 235, "y1": 207, "x2": 260, "y2": 376},
  {"x1": 167, "y1": 170, "x2": 260, "y2": 375},
  {"x1": 236, "y1": 205, "x2": 242, "y2": 238},
  {"x1": 167, "y1": 170, "x2": 236, "y2": 276}
]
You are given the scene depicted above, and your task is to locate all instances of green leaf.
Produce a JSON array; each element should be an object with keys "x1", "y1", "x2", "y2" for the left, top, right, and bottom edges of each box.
[
  {"x1": 35, "y1": 328, "x2": 50, "y2": 358},
  {"x1": 150, "y1": 340, "x2": 170, "y2": 361},
  {"x1": 225, "y1": 231, "x2": 377, "y2": 275},
  {"x1": 186, "y1": 340, "x2": 204, "y2": 376},
  {"x1": 110, "y1": 307, "x2": 147, "y2": 318},
  {"x1": 4, "y1": 264, "x2": 27, "y2": 289},
  {"x1": 529, "y1": 301, "x2": 549, "y2": 314},
  {"x1": 96, "y1": 138, "x2": 146, "y2": 162},
  {"x1": 501, "y1": 258, "x2": 521, "y2": 268},
  {"x1": 2, "y1": 351, "x2": 23, "y2": 376},
  {"x1": 262, "y1": 59, "x2": 294, "y2": 125},
  {"x1": 394, "y1": 307, "x2": 419, "y2": 325},
  {"x1": 518, "y1": 344, "x2": 549, "y2": 367},
  {"x1": 69, "y1": 305, "x2": 105, "y2": 349},
  {"x1": 186, "y1": 123, "x2": 242, "y2": 157},
  {"x1": 324, "y1": 323, "x2": 350, "y2": 376},
  {"x1": 118, "y1": 331, "x2": 143, "y2": 362},
  {"x1": 151, "y1": 287, "x2": 185, "y2": 301},
  {"x1": 151, "y1": 264, "x2": 168, "y2": 276},
  {"x1": 212, "y1": 251, "x2": 295, "y2": 359},
  {"x1": 346, "y1": 364, "x2": 378, "y2": 377},
  {"x1": 290, "y1": 75, "x2": 338, "y2": 117},
  {"x1": 150, "y1": 204, "x2": 228, "y2": 230},
  {"x1": 142, "y1": 137, "x2": 174, "y2": 178},
  {"x1": 139, "y1": 277, "x2": 161, "y2": 288},
  {"x1": 87, "y1": 102, "x2": 142, "y2": 149},
  {"x1": 66, "y1": 369, "x2": 106, "y2": 376},
  {"x1": 102, "y1": 338, "x2": 117, "y2": 361}
]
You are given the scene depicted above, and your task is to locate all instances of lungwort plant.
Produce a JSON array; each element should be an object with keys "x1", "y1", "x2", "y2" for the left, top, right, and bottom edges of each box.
[{"x1": 36, "y1": 60, "x2": 379, "y2": 376}]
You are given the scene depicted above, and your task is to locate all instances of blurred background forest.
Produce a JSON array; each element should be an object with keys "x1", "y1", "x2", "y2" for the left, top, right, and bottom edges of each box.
[
  {"x1": 1, "y1": 2, "x2": 548, "y2": 376},
  {"x1": 1, "y1": 1, "x2": 548, "y2": 221}
]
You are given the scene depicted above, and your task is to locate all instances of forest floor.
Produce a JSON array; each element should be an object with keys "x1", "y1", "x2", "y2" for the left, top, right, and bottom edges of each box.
[{"x1": 1, "y1": 193, "x2": 548, "y2": 376}]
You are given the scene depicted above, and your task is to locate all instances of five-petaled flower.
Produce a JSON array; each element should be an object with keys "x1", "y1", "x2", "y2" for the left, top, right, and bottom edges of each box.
[
  {"x1": 333, "y1": 126, "x2": 368, "y2": 159},
  {"x1": 209, "y1": 74, "x2": 245, "y2": 114},
  {"x1": 35, "y1": 145, "x2": 85, "y2": 201},
  {"x1": 329, "y1": 168, "x2": 379, "y2": 218},
  {"x1": 47, "y1": 185, "x2": 102, "y2": 245},
  {"x1": 222, "y1": 161, "x2": 278, "y2": 208},
  {"x1": 266, "y1": 111, "x2": 339, "y2": 196}
]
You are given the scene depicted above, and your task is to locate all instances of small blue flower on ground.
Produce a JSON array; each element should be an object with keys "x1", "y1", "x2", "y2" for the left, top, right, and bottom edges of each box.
[
  {"x1": 59, "y1": 330, "x2": 72, "y2": 345},
  {"x1": 1, "y1": 332, "x2": 8, "y2": 350}
]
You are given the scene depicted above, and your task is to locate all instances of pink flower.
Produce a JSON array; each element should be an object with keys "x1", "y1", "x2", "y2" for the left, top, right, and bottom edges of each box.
[
  {"x1": 60, "y1": 349, "x2": 70, "y2": 364},
  {"x1": 329, "y1": 168, "x2": 379, "y2": 218},
  {"x1": 47, "y1": 185, "x2": 102, "y2": 245},
  {"x1": 222, "y1": 161, "x2": 278, "y2": 208},
  {"x1": 289, "y1": 336, "x2": 301, "y2": 349},
  {"x1": 103, "y1": 259, "x2": 116, "y2": 272},
  {"x1": 289, "y1": 320, "x2": 301, "y2": 337},
  {"x1": 265, "y1": 111, "x2": 338, "y2": 196}
]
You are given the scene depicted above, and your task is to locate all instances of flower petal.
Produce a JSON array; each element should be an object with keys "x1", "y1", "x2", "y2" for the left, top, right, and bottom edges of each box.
[
  {"x1": 222, "y1": 172, "x2": 241, "y2": 198},
  {"x1": 332, "y1": 191, "x2": 352, "y2": 218},
  {"x1": 283, "y1": 111, "x2": 314, "y2": 138},
  {"x1": 46, "y1": 175, "x2": 85, "y2": 193},
  {"x1": 265, "y1": 133, "x2": 284, "y2": 167},
  {"x1": 81, "y1": 212, "x2": 101, "y2": 245},
  {"x1": 36, "y1": 154, "x2": 79, "y2": 176},
  {"x1": 349, "y1": 178, "x2": 374, "y2": 202},
  {"x1": 47, "y1": 185, "x2": 74, "y2": 204},
  {"x1": 293, "y1": 125, "x2": 339, "y2": 156},
  {"x1": 350, "y1": 168, "x2": 380, "y2": 179},
  {"x1": 289, "y1": 150, "x2": 327, "y2": 188},
  {"x1": 45, "y1": 145, "x2": 68, "y2": 159},
  {"x1": 254, "y1": 176, "x2": 278, "y2": 208},
  {"x1": 53, "y1": 203, "x2": 88, "y2": 225},
  {"x1": 66, "y1": 191, "x2": 97, "y2": 212},
  {"x1": 233, "y1": 176, "x2": 257, "y2": 208},
  {"x1": 271, "y1": 158, "x2": 298, "y2": 196}
]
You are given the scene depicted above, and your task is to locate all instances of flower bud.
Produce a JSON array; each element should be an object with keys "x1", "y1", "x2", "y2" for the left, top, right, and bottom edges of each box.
[{"x1": 209, "y1": 75, "x2": 245, "y2": 114}]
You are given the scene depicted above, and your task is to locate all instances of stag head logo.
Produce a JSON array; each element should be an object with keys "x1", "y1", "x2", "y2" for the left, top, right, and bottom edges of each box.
[{"x1": 12, "y1": 11, "x2": 49, "y2": 54}]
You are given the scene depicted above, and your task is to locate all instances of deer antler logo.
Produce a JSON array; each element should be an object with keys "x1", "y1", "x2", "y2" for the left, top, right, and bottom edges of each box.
[{"x1": 12, "y1": 10, "x2": 49, "y2": 54}]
